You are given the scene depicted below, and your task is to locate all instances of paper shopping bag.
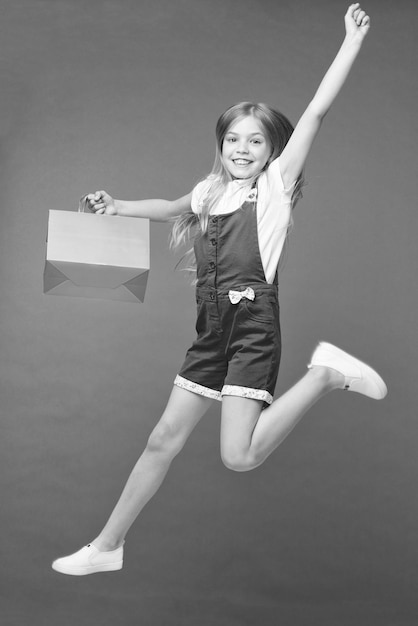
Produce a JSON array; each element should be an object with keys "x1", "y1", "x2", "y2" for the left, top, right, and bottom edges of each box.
[{"x1": 43, "y1": 210, "x2": 150, "y2": 303}]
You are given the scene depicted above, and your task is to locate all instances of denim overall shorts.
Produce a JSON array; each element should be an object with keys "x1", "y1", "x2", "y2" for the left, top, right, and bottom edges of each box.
[{"x1": 174, "y1": 189, "x2": 281, "y2": 406}]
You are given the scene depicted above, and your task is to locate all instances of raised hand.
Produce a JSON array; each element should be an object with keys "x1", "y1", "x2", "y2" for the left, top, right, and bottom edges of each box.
[{"x1": 345, "y1": 3, "x2": 370, "y2": 41}]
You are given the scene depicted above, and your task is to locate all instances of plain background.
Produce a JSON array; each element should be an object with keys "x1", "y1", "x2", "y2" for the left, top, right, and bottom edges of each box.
[{"x1": 1, "y1": 0, "x2": 417, "y2": 624}]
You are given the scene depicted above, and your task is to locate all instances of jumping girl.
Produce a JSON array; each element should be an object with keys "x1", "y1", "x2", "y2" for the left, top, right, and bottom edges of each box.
[{"x1": 52, "y1": 4, "x2": 387, "y2": 576}]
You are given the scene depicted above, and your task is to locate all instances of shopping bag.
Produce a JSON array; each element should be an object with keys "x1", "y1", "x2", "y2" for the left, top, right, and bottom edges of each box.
[{"x1": 43, "y1": 206, "x2": 150, "y2": 303}]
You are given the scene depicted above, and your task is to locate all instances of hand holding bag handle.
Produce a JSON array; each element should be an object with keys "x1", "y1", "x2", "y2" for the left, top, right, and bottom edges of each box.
[{"x1": 79, "y1": 191, "x2": 117, "y2": 215}]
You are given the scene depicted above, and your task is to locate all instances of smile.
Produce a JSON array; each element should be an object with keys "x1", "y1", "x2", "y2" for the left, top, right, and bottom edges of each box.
[{"x1": 233, "y1": 159, "x2": 252, "y2": 166}]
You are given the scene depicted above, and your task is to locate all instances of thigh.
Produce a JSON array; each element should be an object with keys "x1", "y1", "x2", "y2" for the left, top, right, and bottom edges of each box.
[
  {"x1": 156, "y1": 385, "x2": 214, "y2": 442},
  {"x1": 220, "y1": 395, "x2": 263, "y2": 455}
]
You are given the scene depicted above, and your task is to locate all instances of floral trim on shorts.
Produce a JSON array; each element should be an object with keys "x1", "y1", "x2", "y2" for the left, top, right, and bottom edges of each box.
[
  {"x1": 221, "y1": 385, "x2": 273, "y2": 405},
  {"x1": 174, "y1": 375, "x2": 222, "y2": 401}
]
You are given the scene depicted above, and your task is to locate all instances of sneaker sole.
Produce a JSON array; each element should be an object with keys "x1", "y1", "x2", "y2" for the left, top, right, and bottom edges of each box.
[{"x1": 52, "y1": 560, "x2": 123, "y2": 576}]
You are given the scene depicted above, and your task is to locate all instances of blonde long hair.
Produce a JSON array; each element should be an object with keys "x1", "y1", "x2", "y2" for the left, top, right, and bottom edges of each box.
[{"x1": 170, "y1": 102, "x2": 304, "y2": 267}]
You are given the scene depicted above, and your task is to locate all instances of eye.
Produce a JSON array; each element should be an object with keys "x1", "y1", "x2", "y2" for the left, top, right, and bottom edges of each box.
[{"x1": 225, "y1": 136, "x2": 236, "y2": 143}]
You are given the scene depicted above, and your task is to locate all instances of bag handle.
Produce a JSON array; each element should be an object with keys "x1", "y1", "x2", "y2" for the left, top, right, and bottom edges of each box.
[{"x1": 78, "y1": 195, "x2": 89, "y2": 213}]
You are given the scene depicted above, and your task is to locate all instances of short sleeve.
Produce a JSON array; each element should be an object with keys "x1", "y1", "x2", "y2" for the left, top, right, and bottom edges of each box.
[
  {"x1": 256, "y1": 156, "x2": 293, "y2": 230},
  {"x1": 191, "y1": 179, "x2": 212, "y2": 214},
  {"x1": 265, "y1": 157, "x2": 285, "y2": 190},
  {"x1": 266, "y1": 156, "x2": 298, "y2": 194}
]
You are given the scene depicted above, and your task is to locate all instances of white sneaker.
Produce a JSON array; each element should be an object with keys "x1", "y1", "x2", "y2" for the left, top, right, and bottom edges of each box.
[
  {"x1": 52, "y1": 543, "x2": 124, "y2": 576},
  {"x1": 308, "y1": 342, "x2": 387, "y2": 400}
]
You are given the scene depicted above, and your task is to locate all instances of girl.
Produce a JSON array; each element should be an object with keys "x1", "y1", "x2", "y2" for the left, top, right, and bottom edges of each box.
[{"x1": 52, "y1": 4, "x2": 387, "y2": 576}]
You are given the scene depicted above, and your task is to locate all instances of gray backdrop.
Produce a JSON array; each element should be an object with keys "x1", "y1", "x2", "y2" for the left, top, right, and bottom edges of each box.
[{"x1": 1, "y1": 0, "x2": 417, "y2": 624}]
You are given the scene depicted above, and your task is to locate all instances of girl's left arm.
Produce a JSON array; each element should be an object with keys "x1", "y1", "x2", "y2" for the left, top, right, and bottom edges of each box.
[{"x1": 279, "y1": 3, "x2": 370, "y2": 189}]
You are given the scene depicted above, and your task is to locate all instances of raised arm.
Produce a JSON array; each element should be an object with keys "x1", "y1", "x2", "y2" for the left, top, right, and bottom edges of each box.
[
  {"x1": 279, "y1": 3, "x2": 370, "y2": 188},
  {"x1": 85, "y1": 191, "x2": 192, "y2": 222}
]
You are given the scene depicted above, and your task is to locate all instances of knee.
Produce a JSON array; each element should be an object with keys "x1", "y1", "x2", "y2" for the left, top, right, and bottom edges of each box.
[
  {"x1": 146, "y1": 421, "x2": 184, "y2": 458},
  {"x1": 220, "y1": 446, "x2": 258, "y2": 472}
]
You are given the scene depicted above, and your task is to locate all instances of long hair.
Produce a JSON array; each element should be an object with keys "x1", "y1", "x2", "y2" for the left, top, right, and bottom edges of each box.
[{"x1": 170, "y1": 102, "x2": 304, "y2": 267}]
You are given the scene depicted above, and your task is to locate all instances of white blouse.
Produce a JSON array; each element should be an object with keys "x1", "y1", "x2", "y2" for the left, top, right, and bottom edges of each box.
[{"x1": 191, "y1": 157, "x2": 294, "y2": 284}]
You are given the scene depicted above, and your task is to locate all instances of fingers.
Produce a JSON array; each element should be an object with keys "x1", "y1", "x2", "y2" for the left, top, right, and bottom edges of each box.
[
  {"x1": 354, "y1": 8, "x2": 369, "y2": 27},
  {"x1": 347, "y1": 3, "x2": 370, "y2": 27},
  {"x1": 86, "y1": 190, "x2": 107, "y2": 213}
]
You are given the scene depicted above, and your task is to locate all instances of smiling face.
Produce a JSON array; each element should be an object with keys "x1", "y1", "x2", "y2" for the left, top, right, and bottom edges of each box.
[{"x1": 221, "y1": 115, "x2": 272, "y2": 180}]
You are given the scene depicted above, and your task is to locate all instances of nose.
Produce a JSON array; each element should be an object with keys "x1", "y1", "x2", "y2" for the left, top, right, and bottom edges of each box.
[{"x1": 236, "y1": 141, "x2": 249, "y2": 154}]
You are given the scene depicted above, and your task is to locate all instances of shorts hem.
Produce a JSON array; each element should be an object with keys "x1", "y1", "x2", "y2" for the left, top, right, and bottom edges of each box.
[
  {"x1": 221, "y1": 385, "x2": 273, "y2": 405},
  {"x1": 174, "y1": 375, "x2": 222, "y2": 401}
]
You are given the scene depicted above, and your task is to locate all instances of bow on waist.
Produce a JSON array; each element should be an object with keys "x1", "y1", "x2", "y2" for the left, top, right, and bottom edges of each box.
[{"x1": 228, "y1": 287, "x2": 255, "y2": 304}]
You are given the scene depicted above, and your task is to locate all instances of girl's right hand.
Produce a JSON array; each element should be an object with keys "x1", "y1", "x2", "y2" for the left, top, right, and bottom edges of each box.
[{"x1": 84, "y1": 190, "x2": 117, "y2": 215}]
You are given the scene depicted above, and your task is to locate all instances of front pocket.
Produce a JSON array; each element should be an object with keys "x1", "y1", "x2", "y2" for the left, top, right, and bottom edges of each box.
[{"x1": 242, "y1": 296, "x2": 278, "y2": 324}]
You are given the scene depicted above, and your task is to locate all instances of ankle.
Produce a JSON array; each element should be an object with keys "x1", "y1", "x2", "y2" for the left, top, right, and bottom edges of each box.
[
  {"x1": 307, "y1": 364, "x2": 344, "y2": 392},
  {"x1": 91, "y1": 535, "x2": 124, "y2": 552}
]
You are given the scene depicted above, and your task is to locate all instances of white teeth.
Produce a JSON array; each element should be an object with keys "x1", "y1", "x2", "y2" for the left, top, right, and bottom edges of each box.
[{"x1": 234, "y1": 159, "x2": 251, "y2": 165}]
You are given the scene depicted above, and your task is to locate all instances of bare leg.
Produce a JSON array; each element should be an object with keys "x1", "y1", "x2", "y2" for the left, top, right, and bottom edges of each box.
[
  {"x1": 220, "y1": 365, "x2": 343, "y2": 472},
  {"x1": 93, "y1": 386, "x2": 213, "y2": 551}
]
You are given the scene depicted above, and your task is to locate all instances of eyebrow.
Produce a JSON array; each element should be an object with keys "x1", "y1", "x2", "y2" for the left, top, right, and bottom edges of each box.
[{"x1": 225, "y1": 131, "x2": 265, "y2": 137}]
